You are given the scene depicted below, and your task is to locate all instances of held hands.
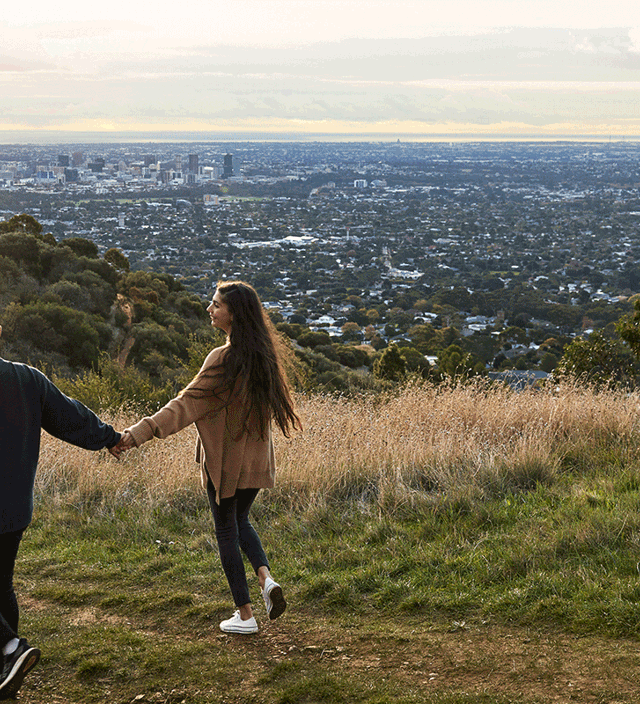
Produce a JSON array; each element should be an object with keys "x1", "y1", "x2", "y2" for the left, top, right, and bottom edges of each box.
[{"x1": 108, "y1": 430, "x2": 136, "y2": 460}]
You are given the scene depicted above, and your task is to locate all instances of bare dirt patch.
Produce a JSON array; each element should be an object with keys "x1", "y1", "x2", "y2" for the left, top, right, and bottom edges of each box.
[
  {"x1": 221, "y1": 615, "x2": 640, "y2": 703},
  {"x1": 16, "y1": 603, "x2": 640, "y2": 704}
]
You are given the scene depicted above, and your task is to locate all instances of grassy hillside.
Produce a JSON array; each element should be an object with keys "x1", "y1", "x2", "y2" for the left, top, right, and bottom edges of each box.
[
  {"x1": 0, "y1": 221, "x2": 214, "y2": 388},
  {"x1": 15, "y1": 381, "x2": 640, "y2": 703}
]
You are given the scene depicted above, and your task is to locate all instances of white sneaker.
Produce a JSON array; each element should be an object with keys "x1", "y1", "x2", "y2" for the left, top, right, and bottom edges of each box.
[
  {"x1": 262, "y1": 577, "x2": 287, "y2": 620},
  {"x1": 219, "y1": 610, "x2": 258, "y2": 634}
]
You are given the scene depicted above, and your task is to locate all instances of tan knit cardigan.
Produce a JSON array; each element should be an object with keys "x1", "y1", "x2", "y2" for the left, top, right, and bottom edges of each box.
[{"x1": 126, "y1": 345, "x2": 276, "y2": 500}]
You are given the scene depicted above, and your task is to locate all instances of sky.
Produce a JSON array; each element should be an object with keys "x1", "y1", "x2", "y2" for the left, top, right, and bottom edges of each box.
[{"x1": 2, "y1": 0, "x2": 640, "y2": 140}]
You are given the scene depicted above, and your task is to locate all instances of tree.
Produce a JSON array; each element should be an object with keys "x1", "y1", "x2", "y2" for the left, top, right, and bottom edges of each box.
[
  {"x1": 616, "y1": 298, "x2": 640, "y2": 357},
  {"x1": 500, "y1": 326, "x2": 528, "y2": 345},
  {"x1": 408, "y1": 323, "x2": 436, "y2": 354},
  {"x1": 555, "y1": 331, "x2": 636, "y2": 387},
  {"x1": 104, "y1": 248, "x2": 130, "y2": 271},
  {"x1": 514, "y1": 356, "x2": 528, "y2": 370},
  {"x1": 437, "y1": 344, "x2": 483, "y2": 380},
  {"x1": 0, "y1": 213, "x2": 42, "y2": 235},
  {"x1": 0, "y1": 233, "x2": 44, "y2": 279},
  {"x1": 341, "y1": 321, "x2": 362, "y2": 342},
  {"x1": 539, "y1": 352, "x2": 559, "y2": 373},
  {"x1": 298, "y1": 330, "x2": 332, "y2": 349},
  {"x1": 398, "y1": 346, "x2": 432, "y2": 378},
  {"x1": 373, "y1": 344, "x2": 406, "y2": 382},
  {"x1": 128, "y1": 321, "x2": 185, "y2": 378},
  {"x1": 365, "y1": 308, "x2": 380, "y2": 324},
  {"x1": 3, "y1": 301, "x2": 110, "y2": 368},
  {"x1": 62, "y1": 237, "x2": 99, "y2": 259},
  {"x1": 334, "y1": 344, "x2": 369, "y2": 368},
  {"x1": 370, "y1": 334, "x2": 386, "y2": 351},
  {"x1": 276, "y1": 322, "x2": 306, "y2": 340}
]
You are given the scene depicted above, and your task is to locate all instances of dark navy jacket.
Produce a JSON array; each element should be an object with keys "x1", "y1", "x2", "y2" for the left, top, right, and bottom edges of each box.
[{"x1": 0, "y1": 358, "x2": 121, "y2": 534}]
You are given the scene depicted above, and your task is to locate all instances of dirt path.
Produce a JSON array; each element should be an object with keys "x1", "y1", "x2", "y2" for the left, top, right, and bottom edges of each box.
[
  {"x1": 217, "y1": 615, "x2": 640, "y2": 703},
  {"x1": 17, "y1": 600, "x2": 640, "y2": 703}
]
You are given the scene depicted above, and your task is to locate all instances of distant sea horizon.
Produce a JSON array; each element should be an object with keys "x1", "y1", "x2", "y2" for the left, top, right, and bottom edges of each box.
[{"x1": 1, "y1": 131, "x2": 639, "y2": 146}]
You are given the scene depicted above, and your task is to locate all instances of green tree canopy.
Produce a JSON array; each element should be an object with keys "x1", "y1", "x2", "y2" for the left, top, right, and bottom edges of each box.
[
  {"x1": 437, "y1": 344, "x2": 484, "y2": 379},
  {"x1": 373, "y1": 344, "x2": 406, "y2": 382},
  {"x1": 616, "y1": 298, "x2": 640, "y2": 357},
  {"x1": 3, "y1": 301, "x2": 111, "y2": 368},
  {"x1": 0, "y1": 213, "x2": 42, "y2": 235},
  {"x1": 556, "y1": 331, "x2": 637, "y2": 387},
  {"x1": 104, "y1": 247, "x2": 130, "y2": 271},
  {"x1": 298, "y1": 330, "x2": 333, "y2": 349},
  {"x1": 398, "y1": 346, "x2": 432, "y2": 378},
  {"x1": 62, "y1": 237, "x2": 99, "y2": 259}
]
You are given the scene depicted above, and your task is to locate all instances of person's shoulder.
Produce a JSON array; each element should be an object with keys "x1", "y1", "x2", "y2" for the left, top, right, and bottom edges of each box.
[
  {"x1": 202, "y1": 344, "x2": 230, "y2": 369},
  {"x1": 0, "y1": 358, "x2": 46, "y2": 381},
  {"x1": 0, "y1": 359, "x2": 51, "y2": 397}
]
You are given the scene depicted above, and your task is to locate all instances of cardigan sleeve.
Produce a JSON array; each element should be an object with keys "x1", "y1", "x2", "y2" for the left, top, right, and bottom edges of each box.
[{"x1": 126, "y1": 346, "x2": 229, "y2": 447}]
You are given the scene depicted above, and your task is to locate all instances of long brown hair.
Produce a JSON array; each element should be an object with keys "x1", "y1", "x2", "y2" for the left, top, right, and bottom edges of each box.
[{"x1": 208, "y1": 281, "x2": 301, "y2": 439}]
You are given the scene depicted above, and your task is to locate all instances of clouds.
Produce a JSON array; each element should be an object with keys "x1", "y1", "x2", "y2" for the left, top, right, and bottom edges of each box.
[
  {"x1": 4, "y1": 0, "x2": 640, "y2": 43},
  {"x1": 1, "y1": 2, "x2": 640, "y2": 138}
]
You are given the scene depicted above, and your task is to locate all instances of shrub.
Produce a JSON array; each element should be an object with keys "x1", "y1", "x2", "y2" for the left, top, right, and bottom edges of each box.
[
  {"x1": 373, "y1": 345, "x2": 406, "y2": 381},
  {"x1": 3, "y1": 301, "x2": 111, "y2": 368},
  {"x1": 52, "y1": 353, "x2": 173, "y2": 413}
]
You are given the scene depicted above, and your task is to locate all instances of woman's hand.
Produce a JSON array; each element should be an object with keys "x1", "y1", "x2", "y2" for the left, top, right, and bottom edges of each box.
[{"x1": 108, "y1": 430, "x2": 136, "y2": 459}]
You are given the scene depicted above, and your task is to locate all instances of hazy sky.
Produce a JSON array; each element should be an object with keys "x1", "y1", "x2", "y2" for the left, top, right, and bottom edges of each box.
[{"x1": 2, "y1": 0, "x2": 640, "y2": 139}]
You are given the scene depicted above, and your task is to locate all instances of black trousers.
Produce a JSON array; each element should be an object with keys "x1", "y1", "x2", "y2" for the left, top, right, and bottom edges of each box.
[
  {"x1": 0, "y1": 529, "x2": 24, "y2": 647},
  {"x1": 206, "y1": 480, "x2": 270, "y2": 607}
]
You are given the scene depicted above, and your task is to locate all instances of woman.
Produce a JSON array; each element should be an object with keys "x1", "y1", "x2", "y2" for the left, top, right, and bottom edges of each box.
[{"x1": 116, "y1": 281, "x2": 301, "y2": 634}]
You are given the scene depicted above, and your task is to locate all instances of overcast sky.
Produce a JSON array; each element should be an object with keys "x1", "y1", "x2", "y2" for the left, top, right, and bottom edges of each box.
[{"x1": 2, "y1": 0, "x2": 640, "y2": 139}]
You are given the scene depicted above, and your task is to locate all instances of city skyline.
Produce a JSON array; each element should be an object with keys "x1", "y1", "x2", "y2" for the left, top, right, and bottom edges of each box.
[{"x1": 2, "y1": 0, "x2": 640, "y2": 141}]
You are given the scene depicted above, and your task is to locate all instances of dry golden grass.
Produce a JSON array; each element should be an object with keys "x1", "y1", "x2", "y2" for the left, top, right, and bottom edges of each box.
[{"x1": 35, "y1": 379, "x2": 640, "y2": 513}]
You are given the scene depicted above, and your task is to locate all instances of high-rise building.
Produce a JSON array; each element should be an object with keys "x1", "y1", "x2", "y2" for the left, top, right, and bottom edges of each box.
[
  {"x1": 189, "y1": 154, "x2": 199, "y2": 173},
  {"x1": 143, "y1": 154, "x2": 156, "y2": 167},
  {"x1": 58, "y1": 155, "x2": 70, "y2": 167},
  {"x1": 88, "y1": 158, "x2": 105, "y2": 173},
  {"x1": 223, "y1": 154, "x2": 234, "y2": 178}
]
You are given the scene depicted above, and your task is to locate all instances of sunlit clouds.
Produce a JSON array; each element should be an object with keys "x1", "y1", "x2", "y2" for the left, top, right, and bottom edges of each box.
[{"x1": 1, "y1": 1, "x2": 640, "y2": 138}]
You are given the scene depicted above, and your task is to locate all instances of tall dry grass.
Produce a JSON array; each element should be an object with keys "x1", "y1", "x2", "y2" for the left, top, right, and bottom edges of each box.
[{"x1": 35, "y1": 379, "x2": 640, "y2": 514}]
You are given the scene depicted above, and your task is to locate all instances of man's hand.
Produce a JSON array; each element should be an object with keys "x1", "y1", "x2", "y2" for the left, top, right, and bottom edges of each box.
[{"x1": 108, "y1": 431, "x2": 136, "y2": 459}]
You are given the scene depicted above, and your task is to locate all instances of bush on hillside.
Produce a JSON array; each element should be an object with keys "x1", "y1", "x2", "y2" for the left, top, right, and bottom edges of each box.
[
  {"x1": 373, "y1": 344, "x2": 406, "y2": 382},
  {"x1": 3, "y1": 301, "x2": 111, "y2": 368},
  {"x1": 52, "y1": 354, "x2": 174, "y2": 413}
]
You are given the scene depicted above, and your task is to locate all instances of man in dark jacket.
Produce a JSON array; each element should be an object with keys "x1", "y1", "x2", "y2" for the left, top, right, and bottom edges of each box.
[{"x1": 0, "y1": 325, "x2": 121, "y2": 699}]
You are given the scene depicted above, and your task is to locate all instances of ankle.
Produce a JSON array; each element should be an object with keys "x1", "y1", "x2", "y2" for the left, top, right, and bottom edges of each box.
[
  {"x1": 239, "y1": 604, "x2": 253, "y2": 621},
  {"x1": 2, "y1": 638, "x2": 19, "y2": 656},
  {"x1": 257, "y1": 566, "x2": 271, "y2": 590}
]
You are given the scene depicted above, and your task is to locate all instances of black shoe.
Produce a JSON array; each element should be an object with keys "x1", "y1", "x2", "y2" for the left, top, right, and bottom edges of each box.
[{"x1": 0, "y1": 639, "x2": 41, "y2": 700}]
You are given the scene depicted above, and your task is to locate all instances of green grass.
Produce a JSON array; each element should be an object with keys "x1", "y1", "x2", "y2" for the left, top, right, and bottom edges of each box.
[
  {"x1": 14, "y1": 463, "x2": 640, "y2": 703},
  {"x1": 24, "y1": 472, "x2": 640, "y2": 635}
]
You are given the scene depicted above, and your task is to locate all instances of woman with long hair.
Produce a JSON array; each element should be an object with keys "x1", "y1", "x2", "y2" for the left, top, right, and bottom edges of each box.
[{"x1": 115, "y1": 281, "x2": 301, "y2": 633}]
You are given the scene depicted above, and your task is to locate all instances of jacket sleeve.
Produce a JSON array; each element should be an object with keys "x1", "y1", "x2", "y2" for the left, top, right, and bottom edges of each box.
[{"x1": 39, "y1": 373, "x2": 121, "y2": 450}]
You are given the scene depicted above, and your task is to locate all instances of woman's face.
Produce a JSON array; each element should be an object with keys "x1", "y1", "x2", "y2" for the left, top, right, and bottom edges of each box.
[{"x1": 207, "y1": 290, "x2": 233, "y2": 334}]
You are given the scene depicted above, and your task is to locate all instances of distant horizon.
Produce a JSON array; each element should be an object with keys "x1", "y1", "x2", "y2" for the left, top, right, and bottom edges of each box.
[
  {"x1": 4, "y1": 3, "x2": 640, "y2": 144},
  {"x1": 1, "y1": 130, "x2": 639, "y2": 147}
]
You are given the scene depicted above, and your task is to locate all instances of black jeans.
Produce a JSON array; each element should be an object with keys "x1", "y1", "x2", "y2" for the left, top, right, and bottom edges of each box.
[
  {"x1": 0, "y1": 529, "x2": 25, "y2": 647},
  {"x1": 206, "y1": 480, "x2": 269, "y2": 607}
]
